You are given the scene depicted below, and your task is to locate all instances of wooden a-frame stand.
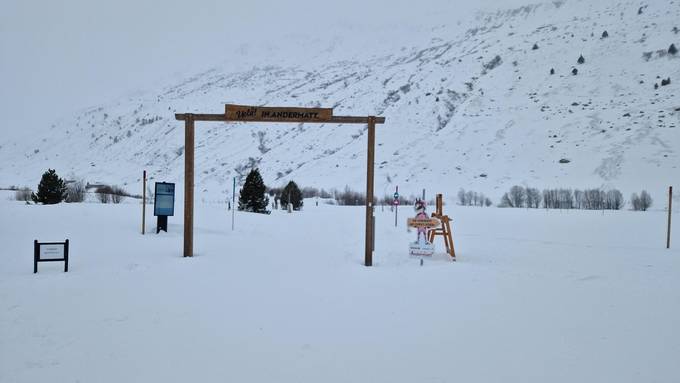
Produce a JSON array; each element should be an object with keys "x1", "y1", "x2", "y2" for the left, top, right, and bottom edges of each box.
[{"x1": 428, "y1": 194, "x2": 456, "y2": 260}]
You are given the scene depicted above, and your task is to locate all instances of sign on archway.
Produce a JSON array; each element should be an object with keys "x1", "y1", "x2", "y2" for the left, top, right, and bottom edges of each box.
[{"x1": 175, "y1": 104, "x2": 385, "y2": 266}]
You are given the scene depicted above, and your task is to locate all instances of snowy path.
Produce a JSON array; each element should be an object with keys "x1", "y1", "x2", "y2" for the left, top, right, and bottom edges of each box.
[{"x1": 1, "y1": 197, "x2": 679, "y2": 382}]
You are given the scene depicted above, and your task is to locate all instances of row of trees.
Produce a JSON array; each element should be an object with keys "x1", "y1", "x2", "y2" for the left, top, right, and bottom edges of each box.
[
  {"x1": 238, "y1": 168, "x2": 304, "y2": 213},
  {"x1": 20, "y1": 168, "x2": 658, "y2": 214},
  {"x1": 499, "y1": 185, "x2": 653, "y2": 211},
  {"x1": 457, "y1": 188, "x2": 493, "y2": 207},
  {"x1": 19, "y1": 169, "x2": 130, "y2": 205}
]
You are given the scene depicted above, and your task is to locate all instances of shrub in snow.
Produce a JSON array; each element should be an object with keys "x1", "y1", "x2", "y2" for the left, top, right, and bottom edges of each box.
[
  {"x1": 337, "y1": 186, "x2": 366, "y2": 206},
  {"x1": 109, "y1": 186, "x2": 127, "y2": 204},
  {"x1": 661, "y1": 78, "x2": 671, "y2": 86},
  {"x1": 31, "y1": 169, "x2": 68, "y2": 205},
  {"x1": 238, "y1": 168, "x2": 269, "y2": 213},
  {"x1": 280, "y1": 180, "x2": 303, "y2": 211},
  {"x1": 601, "y1": 30, "x2": 609, "y2": 38},
  {"x1": 532, "y1": 43, "x2": 539, "y2": 50},
  {"x1": 14, "y1": 187, "x2": 32, "y2": 202},
  {"x1": 669, "y1": 44, "x2": 678, "y2": 55},
  {"x1": 572, "y1": 68, "x2": 578, "y2": 75},
  {"x1": 65, "y1": 179, "x2": 86, "y2": 203},
  {"x1": 550, "y1": 68, "x2": 555, "y2": 75}
]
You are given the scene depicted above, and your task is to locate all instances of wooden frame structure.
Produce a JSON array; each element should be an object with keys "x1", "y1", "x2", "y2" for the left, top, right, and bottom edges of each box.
[
  {"x1": 428, "y1": 194, "x2": 456, "y2": 260},
  {"x1": 175, "y1": 104, "x2": 385, "y2": 266}
]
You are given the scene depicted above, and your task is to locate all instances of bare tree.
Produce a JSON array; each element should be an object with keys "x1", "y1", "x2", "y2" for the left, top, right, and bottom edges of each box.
[
  {"x1": 509, "y1": 185, "x2": 526, "y2": 208},
  {"x1": 639, "y1": 190, "x2": 652, "y2": 211},
  {"x1": 499, "y1": 192, "x2": 514, "y2": 207},
  {"x1": 525, "y1": 187, "x2": 541, "y2": 208},
  {"x1": 457, "y1": 188, "x2": 467, "y2": 205}
]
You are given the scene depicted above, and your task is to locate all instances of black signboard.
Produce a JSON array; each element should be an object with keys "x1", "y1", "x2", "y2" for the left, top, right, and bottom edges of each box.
[
  {"x1": 154, "y1": 182, "x2": 175, "y2": 233},
  {"x1": 34, "y1": 240, "x2": 69, "y2": 273},
  {"x1": 154, "y1": 182, "x2": 175, "y2": 216}
]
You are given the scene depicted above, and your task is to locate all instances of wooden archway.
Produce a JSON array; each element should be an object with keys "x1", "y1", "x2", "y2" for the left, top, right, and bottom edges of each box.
[{"x1": 175, "y1": 104, "x2": 386, "y2": 266}]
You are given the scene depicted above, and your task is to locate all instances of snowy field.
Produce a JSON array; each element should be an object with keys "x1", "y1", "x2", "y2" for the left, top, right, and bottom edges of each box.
[{"x1": 1, "y1": 192, "x2": 679, "y2": 382}]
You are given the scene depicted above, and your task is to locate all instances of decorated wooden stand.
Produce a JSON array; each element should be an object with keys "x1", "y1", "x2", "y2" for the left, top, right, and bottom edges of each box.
[
  {"x1": 406, "y1": 200, "x2": 439, "y2": 256},
  {"x1": 428, "y1": 194, "x2": 456, "y2": 261}
]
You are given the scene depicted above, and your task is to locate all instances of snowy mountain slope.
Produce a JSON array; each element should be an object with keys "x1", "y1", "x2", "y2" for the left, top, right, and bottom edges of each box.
[{"x1": 1, "y1": 0, "x2": 678, "y2": 201}]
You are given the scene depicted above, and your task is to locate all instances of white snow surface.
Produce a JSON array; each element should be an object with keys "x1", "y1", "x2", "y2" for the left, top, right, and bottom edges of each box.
[
  {"x1": 1, "y1": 193, "x2": 679, "y2": 382},
  {"x1": 0, "y1": 0, "x2": 679, "y2": 202}
]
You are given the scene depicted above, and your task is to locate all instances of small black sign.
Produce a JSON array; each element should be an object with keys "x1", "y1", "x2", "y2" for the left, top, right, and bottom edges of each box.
[{"x1": 34, "y1": 240, "x2": 69, "y2": 273}]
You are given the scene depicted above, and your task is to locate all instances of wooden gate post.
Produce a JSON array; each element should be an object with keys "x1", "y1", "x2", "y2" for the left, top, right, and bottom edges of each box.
[
  {"x1": 184, "y1": 115, "x2": 195, "y2": 257},
  {"x1": 365, "y1": 116, "x2": 376, "y2": 266}
]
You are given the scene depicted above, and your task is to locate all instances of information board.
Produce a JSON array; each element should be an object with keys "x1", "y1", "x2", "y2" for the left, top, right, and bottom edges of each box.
[{"x1": 154, "y1": 182, "x2": 175, "y2": 216}]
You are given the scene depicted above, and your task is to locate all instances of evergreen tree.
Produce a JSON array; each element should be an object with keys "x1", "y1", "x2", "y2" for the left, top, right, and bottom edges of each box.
[
  {"x1": 577, "y1": 54, "x2": 585, "y2": 64},
  {"x1": 31, "y1": 169, "x2": 68, "y2": 204},
  {"x1": 669, "y1": 43, "x2": 678, "y2": 55},
  {"x1": 238, "y1": 168, "x2": 269, "y2": 213},
  {"x1": 280, "y1": 180, "x2": 303, "y2": 210}
]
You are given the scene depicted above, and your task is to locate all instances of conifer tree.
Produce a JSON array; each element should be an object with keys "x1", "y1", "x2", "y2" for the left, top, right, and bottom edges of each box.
[
  {"x1": 31, "y1": 169, "x2": 68, "y2": 204},
  {"x1": 238, "y1": 168, "x2": 269, "y2": 213},
  {"x1": 280, "y1": 180, "x2": 303, "y2": 210}
]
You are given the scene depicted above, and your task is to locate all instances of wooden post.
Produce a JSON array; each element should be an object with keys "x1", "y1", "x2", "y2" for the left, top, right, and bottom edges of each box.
[
  {"x1": 668, "y1": 186, "x2": 673, "y2": 249},
  {"x1": 365, "y1": 116, "x2": 376, "y2": 266},
  {"x1": 142, "y1": 170, "x2": 146, "y2": 235},
  {"x1": 184, "y1": 115, "x2": 195, "y2": 257}
]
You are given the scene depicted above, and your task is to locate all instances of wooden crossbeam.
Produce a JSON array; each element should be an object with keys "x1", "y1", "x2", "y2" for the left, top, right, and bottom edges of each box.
[{"x1": 175, "y1": 113, "x2": 385, "y2": 124}]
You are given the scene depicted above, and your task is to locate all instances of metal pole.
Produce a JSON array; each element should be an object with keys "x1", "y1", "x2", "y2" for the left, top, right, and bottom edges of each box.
[
  {"x1": 142, "y1": 170, "x2": 146, "y2": 235},
  {"x1": 365, "y1": 116, "x2": 376, "y2": 266},
  {"x1": 668, "y1": 186, "x2": 673, "y2": 249},
  {"x1": 232, "y1": 177, "x2": 236, "y2": 231},
  {"x1": 394, "y1": 185, "x2": 398, "y2": 227},
  {"x1": 183, "y1": 115, "x2": 195, "y2": 257}
]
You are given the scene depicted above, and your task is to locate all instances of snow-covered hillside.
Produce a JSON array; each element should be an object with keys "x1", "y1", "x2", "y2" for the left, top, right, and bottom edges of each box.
[{"x1": 1, "y1": 0, "x2": 678, "y2": 201}]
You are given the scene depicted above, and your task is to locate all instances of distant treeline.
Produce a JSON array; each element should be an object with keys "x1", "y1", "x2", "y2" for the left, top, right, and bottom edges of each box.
[
  {"x1": 266, "y1": 185, "x2": 425, "y2": 206},
  {"x1": 498, "y1": 185, "x2": 652, "y2": 211}
]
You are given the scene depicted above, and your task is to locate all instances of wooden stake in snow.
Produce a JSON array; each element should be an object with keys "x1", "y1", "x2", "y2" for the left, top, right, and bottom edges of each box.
[
  {"x1": 231, "y1": 177, "x2": 236, "y2": 231},
  {"x1": 668, "y1": 186, "x2": 673, "y2": 249},
  {"x1": 142, "y1": 170, "x2": 147, "y2": 235}
]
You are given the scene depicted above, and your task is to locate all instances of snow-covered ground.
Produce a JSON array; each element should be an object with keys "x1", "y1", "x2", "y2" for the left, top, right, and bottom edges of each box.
[{"x1": 1, "y1": 192, "x2": 679, "y2": 382}]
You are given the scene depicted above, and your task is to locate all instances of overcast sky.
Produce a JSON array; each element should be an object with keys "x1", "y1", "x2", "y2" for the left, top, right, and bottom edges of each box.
[{"x1": 0, "y1": 0, "x2": 527, "y2": 141}]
